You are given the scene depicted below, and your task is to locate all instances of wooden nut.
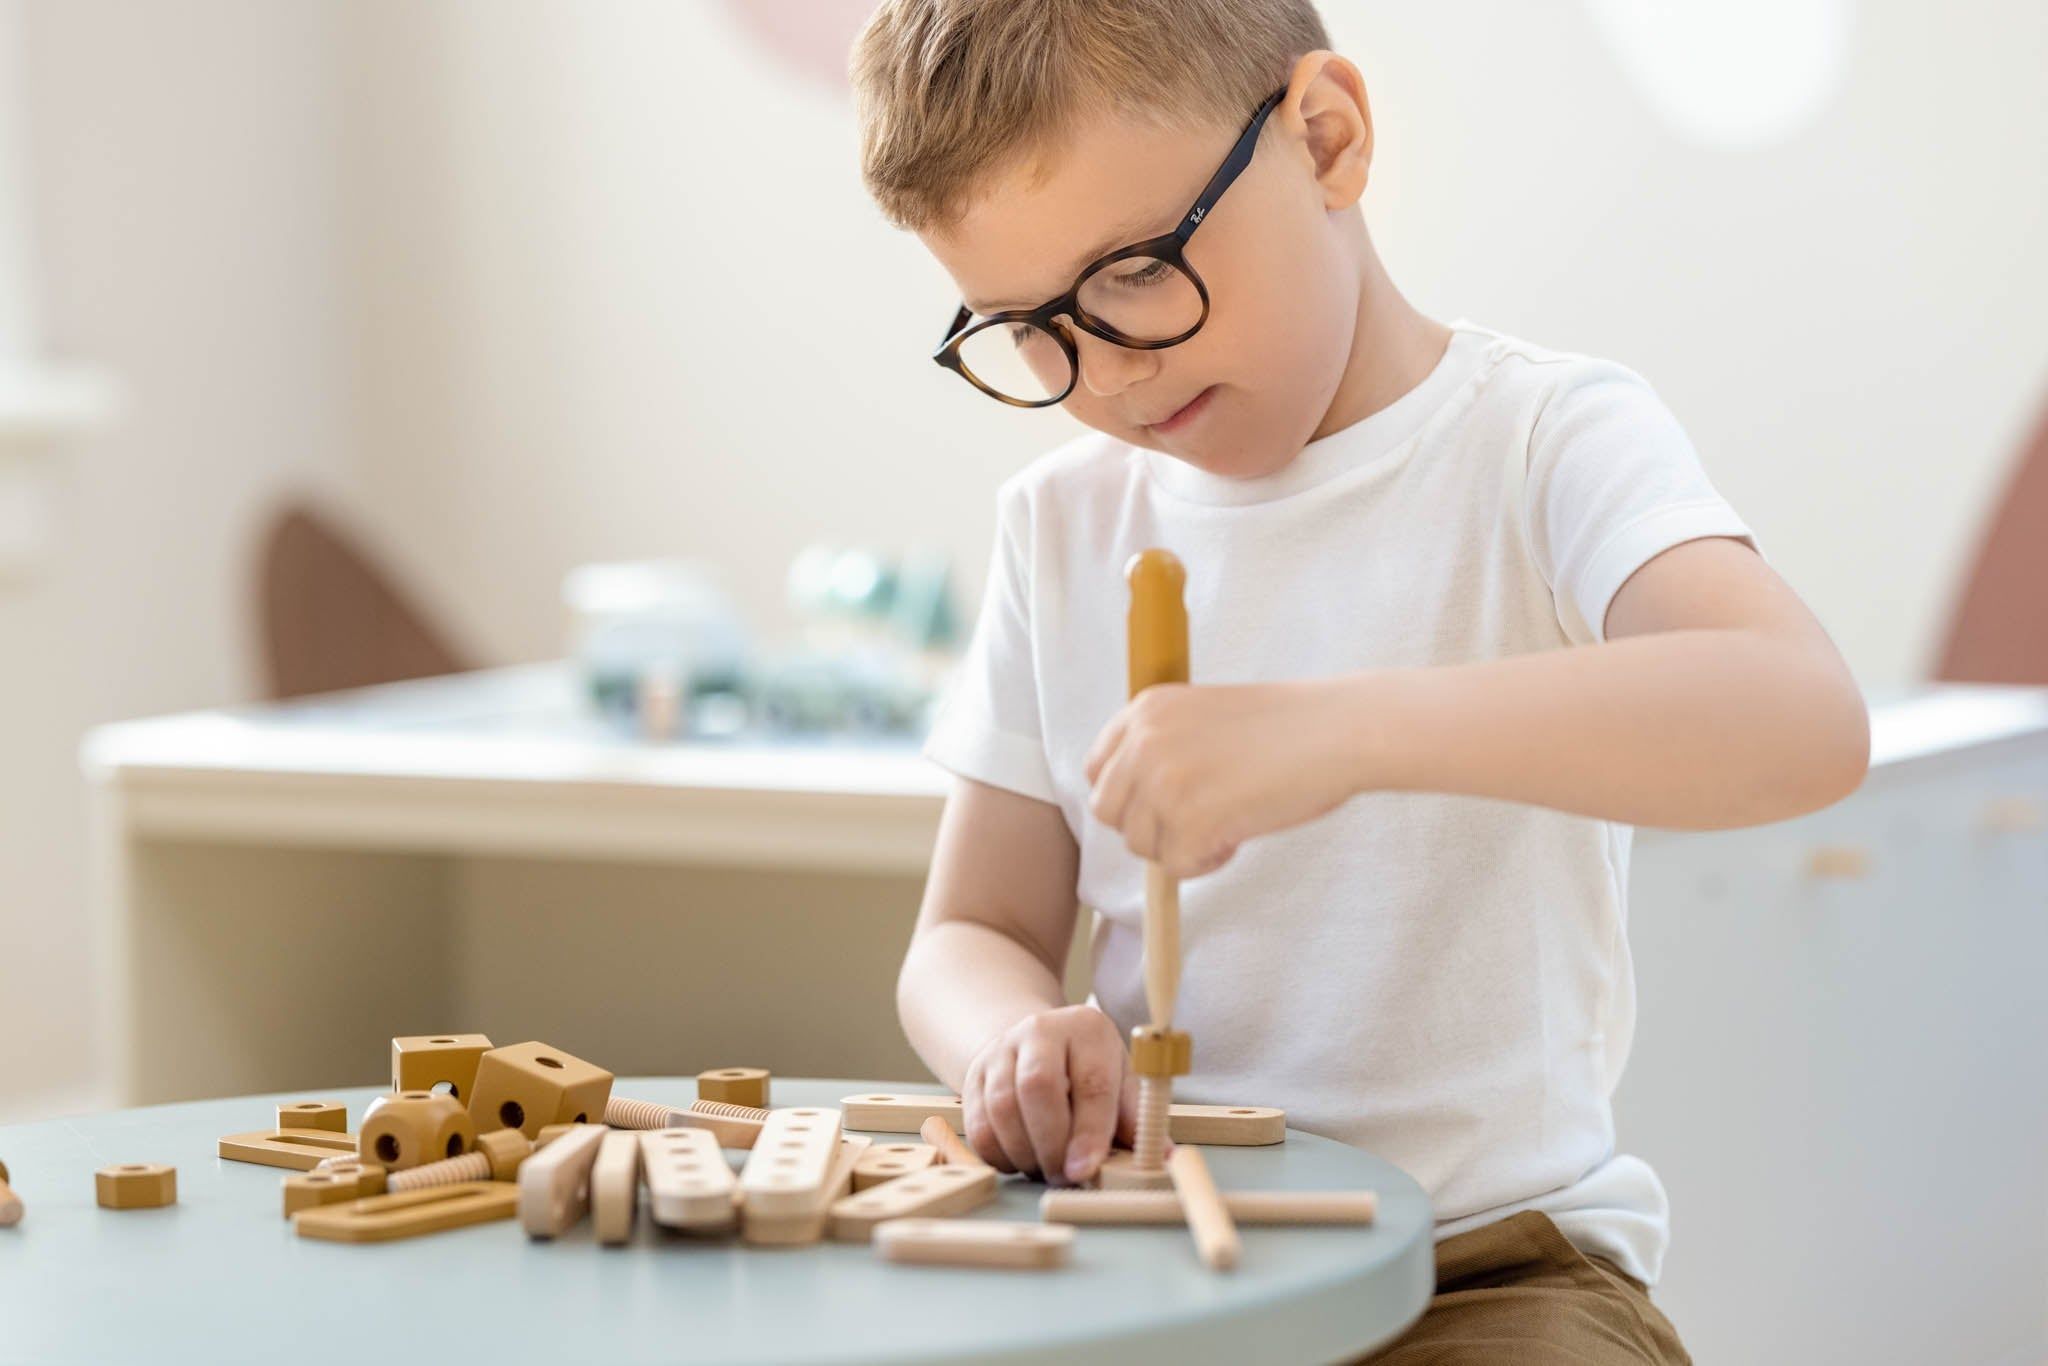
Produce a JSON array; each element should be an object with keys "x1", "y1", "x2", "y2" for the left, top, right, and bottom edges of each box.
[
  {"x1": 475, "y1": 1127, "x2": 535, "y2": 1180},
  {"x1": 311, "y1": 1158, "x2": 388, "y2": 1196},
  {"x1": 283, "y1": 1169, "x2": 368, "y2": 1218},
  {"x1": 359, "y1": 1092, "x2": 477, "y2": 1171},
  {"x1": 1130, "y1": 1026, "x2": 1191, "y2": 1077},
  {"x1": 391, "y1": 1034, "x2": 493, "y2": 1102},
  {"x1": 277, "y1": 1099, "x2": 347, "y2": 1132},
  {"x1": 467, "y1": 1041, "x2": 614, "y2": 1139},
  {"x1": 697, "y1": 1067, "x2": 770, "y2": 1109},
  {"x1": 95, "y1": 1164, "x2": 177, "y2": 1209}
]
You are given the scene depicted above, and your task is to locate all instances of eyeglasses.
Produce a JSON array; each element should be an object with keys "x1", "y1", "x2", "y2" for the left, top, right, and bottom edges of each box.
[{"x1": 933, "y1": 87, "x2": 1287, "y2": 407}]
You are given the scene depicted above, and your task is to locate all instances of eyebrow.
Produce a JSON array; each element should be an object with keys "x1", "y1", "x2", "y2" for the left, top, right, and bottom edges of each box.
[{"x1": 961, "y1": 204, "x2": 1177, "y2": 316}]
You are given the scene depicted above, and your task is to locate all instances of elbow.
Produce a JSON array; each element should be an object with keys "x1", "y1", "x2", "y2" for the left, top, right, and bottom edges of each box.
[{"x1": 1781, "y1": 683, "x2": 1872, "y2": 818}]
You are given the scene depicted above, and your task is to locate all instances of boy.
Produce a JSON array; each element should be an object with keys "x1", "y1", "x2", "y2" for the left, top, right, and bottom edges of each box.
[{"x1": 851, "y1": 1, "x2": 1869, "y2": 1360}]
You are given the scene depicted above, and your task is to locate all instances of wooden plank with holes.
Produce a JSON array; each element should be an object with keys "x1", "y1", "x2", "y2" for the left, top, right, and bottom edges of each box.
[
  {"x1": 742, "y1": 1133, "x2": 869, "y2": 1247},
  {"x1": 830, "y1": 1163, "x2": 997, "y2": 1243},
  {"x1": 517, "y1": 1122, "x2": 608, "y2": 1239},
  {"x1": 737, "y1": 1108, "x2": 843, "y2": 1220},
  {"x1": 841, "y1": 1093, "x2": 1286, "y2": 1146},
  {"x1": 852, "y1": 1142, "x2": 938, "y2": 1191},
  {"x1": 672, "y1": 1099, "x2": 768, "y2": 1150},
  {"x1": 591, "y1": 1128, "x2": 641, "y2": 1245},
  {"x1": 218, "y1": 1129, "x2": 361, "y2": 1172},
  {"x1": 641, "y1": 1128, "x2": 738, "y2": 1232},
  {"x1": 293, "y1": 1182, "x2": 518, "y2": 1243},
  {"x1": 873, "y1": 1219, "x2": 1074, "y2": 1270}
]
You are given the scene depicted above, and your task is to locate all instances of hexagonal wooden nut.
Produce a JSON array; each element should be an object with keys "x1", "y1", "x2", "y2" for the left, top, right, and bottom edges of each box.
[
  {"x1": 359, "y1": 1092, "x2": 477, "y2": 1170},
  {"x1": 311, "y1": 1157, "x2": 388, "y2": 1195},
  {"x1": 1130, "y1": 1026, "x2": 1191, "y2": 1077},
  {"x1": 277, "y1": 1099, "x2": 347, "y2": 1132},
  {"x1": 95, "y1": 1164, "x2": 177, "y2": 1209},
  {"x1": 283, "y1": 1169, "x2": 368, "y2": 1218},
  {"x1": 391, "y1": 1034, "x2": 493, "y2": 1102},
  {"x1": 475, "y1": 1127, "x2": 534, "y2": 1180},
  {"x1": 466, "y1": 1041, "x2": 612, "y2": 1139},
  {"x1": 696, "y1": 1066, "x2": 770, "y2": 1109}
]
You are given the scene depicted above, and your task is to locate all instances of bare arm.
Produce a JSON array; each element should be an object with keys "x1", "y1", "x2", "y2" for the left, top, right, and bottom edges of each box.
[{"x1": 898, "y1": 775, "x2": 1137, "y2": 1184}]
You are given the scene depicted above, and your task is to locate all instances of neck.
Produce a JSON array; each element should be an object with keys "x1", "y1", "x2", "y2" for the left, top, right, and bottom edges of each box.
[{"x1": 1309, "y1": 226, "x2": 1451, "y2": 444}]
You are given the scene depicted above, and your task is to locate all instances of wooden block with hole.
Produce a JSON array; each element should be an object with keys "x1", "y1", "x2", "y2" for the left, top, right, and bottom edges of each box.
[
  {"x1": 738, "y1": 1107, "x2": 844, "y2": 1221},
  {"x1": 391, "y1": 1034, "x2": 493, "y2": 1103},
  {"x1": 742, "y1": 1134, "x2": 870, "y2": 1246},
  {"x1": 874, "y1": 1219, "x2": 1073, "y2": 1270},
  {"x1": 842, "y1": 1093, "x2": 1285, "y2": 1146},
  {"x1": 466, "y1": 1041, "x2": 613, "y2": 1140},
  {"x1": 831, "y1": 1163, "x2": 997, "y2": 1242},
  {"x1": 219, "y1": 1129, "x2": 360, "y2": 1171},
  {"x1": 697, "y1": 1066, "x2": 770, "y2": 1109},
  {"x1": 358, "y1": 1092, "x2": 477, "y2": 1171},
  {"x1": 277, "y1": 1099, "x2": 346, "y2": 1132},
  {"x1": 641, "y1": 1128, "x2": 738, "y2": 1233},
  {"x1": 282, "y1": 1166, "x2": 382, "y2": 1218},
  {"x1": 518, "y1": 1121, "x2": 608, "y2": 1238},
  {"x1": 295, "y1": 1181, "x2": 518, "y2": 1243},
  {"x1": 852, "y1": 1142, "x2": 938, "y2": 1191},
  {"x1": 592, "y1": 1128, "x2": 641, "y2": 1246},
  {"x1": 95, "y1": 1164, "x2": 176, "y2": 1209}
]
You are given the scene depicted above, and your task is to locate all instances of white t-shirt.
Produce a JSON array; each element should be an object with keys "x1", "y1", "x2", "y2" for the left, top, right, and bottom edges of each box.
[{"x1": 921, "y1": 321, "x2": 1753, "y2": 1286}]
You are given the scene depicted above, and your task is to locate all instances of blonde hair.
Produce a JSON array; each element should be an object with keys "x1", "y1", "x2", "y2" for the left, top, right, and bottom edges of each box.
[{"x1": 851, "y1": 0, "x2": 1329, "y2": 231}]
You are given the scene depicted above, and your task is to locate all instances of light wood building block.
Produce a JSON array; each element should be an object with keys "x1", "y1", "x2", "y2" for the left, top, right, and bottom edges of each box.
[
  {"x1": 874, "y1": 1219, "x2": 1074, "y2": 1270},
  {"x1": 592, "y1": 1128, "x2": 641, "y2": 1246},
  {"x1": 852, "y1": 1142, "x2": 937, "y2": 1191},
  {"x1": 391, "y1": 1034, "x2": 493, "y2": 1102},
  {"x1": 604, "y1": 1095, "x2": 684, "y2": 1130},
  {"x1": 830, "y1": 1163, "x2": 997, "y2": 1243},
  {"x1": 295, "y1": 1181, "x2": 518, "y2": 1243},
  {"x1": 842, "y1": 1093, "x2": 1285, "y2": 1146},
  {"x1": 675, "y1": 1099, "x2": 767, "y2": 1149},
  {"x1": 641, "y1": 1128, "x2": 739, "y2": 1233},
  {"x1": 741, "y1": 1134, "x2": 870, "y2": 1247},
  {"x1": 697, "y1": 1067, "x2": 770, "y2": 1109},
  {"x1": 518, "y1": 1121, "x2": 608, "y2": 1239},
  {"x1": 277, "y1": 1100, "x2": 346, "y2": 1132},
  {"x1": 1096, "y1": 1151, "x2": 1174, "y2": 1192},
  {"x1": 1167, "y1": 1145, "x2": 1240, "y2": 1271},
  {"x1": 0, "y1": 1159, "x2": 19, "y2": 1227},
  {"x1": 1040, "y1": 1188, "x2": 1378, "y2": 1225},
  {"x1": 219, "y1": 1129, "x2": 360, "y2": 1171},
  {"x1": 920, "y1": 1116, "x2": 987, "y2": 1170},
  {"x1": 359, "y1": 1091, "x2": 477, "y2": 1171},
  {"x1": 95, "y1": 1164, "x2": 177, "y2": 1209},
  {"x1": 738, "y1": 1108, "x2": 843, "y2": 1220},
  {"x1": 468, "y1": 1040, "x2": 613, "y2": 1140}
]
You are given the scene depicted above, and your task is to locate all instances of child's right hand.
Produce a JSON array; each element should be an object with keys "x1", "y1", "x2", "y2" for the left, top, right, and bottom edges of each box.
[{"x1": 960, "y1": 1003, "x2": 1138, "y2": 1186}]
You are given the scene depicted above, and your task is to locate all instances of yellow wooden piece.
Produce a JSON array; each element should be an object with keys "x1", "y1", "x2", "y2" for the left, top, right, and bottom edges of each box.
[
  {"x1": 95, "y1": 1164, "x2": 176, "y2": 1209},
  {"x1": 312, "y1": 1155, "x2": 389, "y2": 1196},
  {"x1": 697, "y1": 1067, "x2": 770, "y2": 1109},
  {"x1": 1040, "y1": 1188, "x2": 1378, "y2": 1225},
  {"x1": 0, "y1": 1158, "x2": 20, "y2": 1227},
  {"x1": 851, "y1": 1143, "x2": 937, "y2": 1191},
  {"x1": 294, "y1": 1181, "x2": 518, "y2": 1243},
  {"x1": 1126, "y1": 547, "x2": 1188, "y2": 1031},
  {"x1": 874, "y1": 1219, "x2": 1074, "y2": 1270},
  {"x1": 518, "y1": 1122, "x2": 609, "y2": 1239},
  {"x1": 282, "y1": 1166, "x2": 383, "y2": 1218},
  {"x1": 276, "y1": 1100, "x2": 346, "y2": 1132},
  {"x1": 641, "y1": 1128, "x2": 738, "y2": 1232},
  {"x1": 219, "y1": 1129, "x2": 360, "y2": 1171},
  {"x1": 391, "y1": 1034, "x2": 493, "y2": 1102},
  {"x1": 842, "y1": 1093, "x2": 1285, "y2": 1146},
  {"x1": 358, "y1": 1091, "x2": 477, "y2": 1171},
  {"x1": 592, "y1": 1128, "x2": 641, "y2": 1246},
  {"x1": 604, "y1": 1096, "x2": 683, "y2": 1130},
  {"x1": 467, "y1": 1041, "x2": 613, "y2": 1139},
  {"x1": 830, "y1": 1163, "x2": 997, "y2": 1243}
]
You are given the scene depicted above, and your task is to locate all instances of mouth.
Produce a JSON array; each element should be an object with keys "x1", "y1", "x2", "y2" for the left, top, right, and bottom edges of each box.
[{"x1": 1141, "y1": 385, "x2": 1216, "y2": 436}]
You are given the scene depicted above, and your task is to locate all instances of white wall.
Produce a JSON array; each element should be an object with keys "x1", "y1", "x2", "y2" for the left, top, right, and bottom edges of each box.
[{"x1": 0, "y1": 0, "x2": 355, "y2": 1116}]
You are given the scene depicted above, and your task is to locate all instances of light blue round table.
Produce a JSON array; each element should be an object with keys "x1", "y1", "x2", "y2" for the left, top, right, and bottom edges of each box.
[{"x1": 0, "y1": 1078, "x2": 1433, "y2": 1364}]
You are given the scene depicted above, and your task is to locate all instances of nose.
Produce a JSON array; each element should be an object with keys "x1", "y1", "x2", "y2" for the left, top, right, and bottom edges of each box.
[{"x1": 1067, "y1": 324, "x2": 1160, "y2": 399}]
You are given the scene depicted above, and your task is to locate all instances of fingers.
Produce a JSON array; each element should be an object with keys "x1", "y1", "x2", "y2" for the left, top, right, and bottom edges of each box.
[
  {"x1": 1083, "y1": 706, "x2": 1130, "y2": 784},
  {"x1": 961, "y1": 1053, "x2": 1016, "y2": 1174},
  {"x1": 1013, "y1": 1037, "x2": 1074, "y2": 1186},
  {"x1": 977, "y1": 1045, "x2": 1040, "y2": 1177},
  {"x1": 1116, "y1": 1068, "x2": 1141, "y2": 1150},
  {"x1": 1062, "y1": 1036, "x2": 1122, "y2": 1185}
]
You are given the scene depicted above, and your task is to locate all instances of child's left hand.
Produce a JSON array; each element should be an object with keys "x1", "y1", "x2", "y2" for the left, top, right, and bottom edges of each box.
[{"x1": 1084, "y1": 678, "x2": 1369, "y2": 879}]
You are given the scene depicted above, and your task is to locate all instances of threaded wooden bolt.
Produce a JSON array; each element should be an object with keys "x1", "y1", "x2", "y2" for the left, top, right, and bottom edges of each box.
[
  {"x1": 1133, "y1": 1076, "x2": 1172, "y2": 1172},
  {"x1": 604, "y1": 1095, "x2": 678, "y2": 1130},
  {"x1": 0, "y1": 1159, "x2": 20, "y2": 1227},
  {"x1": 387, "y1": 1128, "x2": 532, "y2": 1192},
  {"x1": 690, "y1": 1099, "x2": 769, "y2": 1122}
]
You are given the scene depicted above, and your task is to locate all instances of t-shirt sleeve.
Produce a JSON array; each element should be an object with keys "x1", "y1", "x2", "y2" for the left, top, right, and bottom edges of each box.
[
  {"x1": 1523, "y1": 361, "x2": 1756, "y2": 644},
  {"x1": 921, "y1": 479, "x2": 1059, "y2": 803}
]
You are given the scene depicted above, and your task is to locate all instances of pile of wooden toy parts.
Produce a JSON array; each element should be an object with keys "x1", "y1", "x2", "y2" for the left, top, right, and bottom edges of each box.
[{"x1": 3, "y1": 1034, "x2": 1379, "y2": 1272}]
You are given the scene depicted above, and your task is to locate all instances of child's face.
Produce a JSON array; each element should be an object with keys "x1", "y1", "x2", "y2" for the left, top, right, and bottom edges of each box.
[{"x1": 923, "y1": 100, "x2": 1363, "y2": 479}]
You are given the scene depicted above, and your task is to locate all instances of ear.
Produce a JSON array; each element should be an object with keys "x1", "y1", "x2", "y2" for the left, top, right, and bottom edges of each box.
[{"x1": 1277, "y1": 51, "x2": 1373, "y2": 211}]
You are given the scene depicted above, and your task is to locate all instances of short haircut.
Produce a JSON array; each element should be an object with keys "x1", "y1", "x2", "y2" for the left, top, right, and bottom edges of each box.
[{"x1": 851, "y1": 0, "x2": 1330, "y2": 231}]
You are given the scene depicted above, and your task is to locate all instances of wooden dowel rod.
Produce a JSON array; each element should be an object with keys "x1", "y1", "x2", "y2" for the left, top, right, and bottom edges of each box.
[
  {"x1": 1167, "y1": 1145, "x2": 1240, "y2": 1270},
  {"x1": 1039, "y1": 1188, "x2": 1378, "y2": 1225},
  {"x1": 921, "y1": 1115, "x2": 987, "y2": 1170}
]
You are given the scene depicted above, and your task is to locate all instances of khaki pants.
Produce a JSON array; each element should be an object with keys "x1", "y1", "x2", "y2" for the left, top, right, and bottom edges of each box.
[{"x1": 1358, "y1": 1209, "x2": 1693, "y2": 1364}]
